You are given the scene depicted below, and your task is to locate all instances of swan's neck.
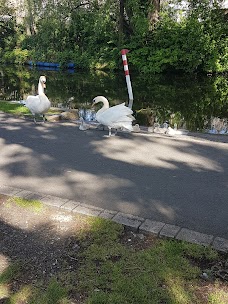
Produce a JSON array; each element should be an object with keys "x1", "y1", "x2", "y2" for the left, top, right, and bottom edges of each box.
[
  {"x1": 38, "y1": 81, "x2": 44, "y2": 95},
  {"x1": 97, "y1": 97, "x2": 109, "y2": 115},
  {"x1": 101, "y1": 98, "x2": 109, "y2": 109}
]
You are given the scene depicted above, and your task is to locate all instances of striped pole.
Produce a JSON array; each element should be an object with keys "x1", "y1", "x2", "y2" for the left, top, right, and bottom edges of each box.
[{"x1": 121, "y1": 49, "x2": 133, "y2": 109}]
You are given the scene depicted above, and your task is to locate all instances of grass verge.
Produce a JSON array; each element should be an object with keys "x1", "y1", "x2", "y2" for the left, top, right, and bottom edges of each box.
[
  {"x1": 0, "y1": 197, "x2": 227, "y2": 304},
  {"x1": 0, "y1": 101, "x2": 29, "y2": 116},
  {"x1": 0, "y1": 100, "x2": 60, "y2": 120}
]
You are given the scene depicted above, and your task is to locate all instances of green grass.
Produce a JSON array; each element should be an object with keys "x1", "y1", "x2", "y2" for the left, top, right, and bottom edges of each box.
[
  {"x1": 1, "y1": 278, "x2": 70, "y2": 304},
  {"x1": 7, "y1": 197, "x2": 44, "y2": 213},
  {"x1": 60, "y1": 218, "x2": 226, "y2": 304},
  {"x1": 0, "y1": 101, "x2": 30, "y2": 115},
  {"x1": 0, "y1": 100, "x2": 59, "y2": 117},
  {"x1": 75, "y1": 219, "x2": 201, "y2": 303},
  {"x1": 0, "y1": 263, "x2": 22, "y2": 285},
  {"x1": 0, "y1": 262, "x2": 23, "y2": 301},
  {"x1": 208, "y1": 288, "x2": 228, "y2": 304},
  {"x1": 0, "y1": 200, "x2": 227, "y2": 304},
  {"x1": 29, "y1": 279, "x2": 69, "y2": 304}
]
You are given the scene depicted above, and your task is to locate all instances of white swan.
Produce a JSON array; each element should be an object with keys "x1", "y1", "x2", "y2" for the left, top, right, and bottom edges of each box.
[
  {"x1": 92, "y1": 96, "x2": 135, "y2": 136},
  {"x1": 25, "y1": 76, "x2": 51, "y2": 123}
]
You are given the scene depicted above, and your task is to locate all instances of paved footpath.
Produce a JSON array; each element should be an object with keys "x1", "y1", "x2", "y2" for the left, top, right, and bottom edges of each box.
[{"x1": 0, "y1": 112, "x2": 228, "y2": 251}]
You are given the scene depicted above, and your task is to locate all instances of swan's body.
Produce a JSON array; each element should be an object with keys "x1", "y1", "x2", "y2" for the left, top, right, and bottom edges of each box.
[
  {"x1": 92, "y1": 96, "x2": 135, "y2": 136},
  {"x1": 25, "y1": 76, "x2": 51, "y2": 123}
]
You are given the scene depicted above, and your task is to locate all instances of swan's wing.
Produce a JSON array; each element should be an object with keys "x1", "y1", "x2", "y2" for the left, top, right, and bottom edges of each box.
[
  {"x1": 26, "y1": 95, "x2": 38, "y2": 105},
  {"x1": 26, "y1": 95, "x2": 51, "y2": 114},
  {"x1": 110, "y1": 116, "x2": 134, "y2": 130},
  {"x1": 25, "y1": 96, "x2": 40, "y2": 114},
  {"x1": 97, "y1": 103, "x2": 134, "y2": 126}
]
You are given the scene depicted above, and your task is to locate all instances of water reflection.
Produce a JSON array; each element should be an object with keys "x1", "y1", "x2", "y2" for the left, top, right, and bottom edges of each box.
[{"x1": 0, "y1": 64, "x2": 227, "y2": 131}]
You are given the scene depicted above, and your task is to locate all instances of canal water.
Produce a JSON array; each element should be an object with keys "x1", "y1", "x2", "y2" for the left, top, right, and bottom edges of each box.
[{"x1": 0, "y1": 64, "x2": 227, "y2": 131}]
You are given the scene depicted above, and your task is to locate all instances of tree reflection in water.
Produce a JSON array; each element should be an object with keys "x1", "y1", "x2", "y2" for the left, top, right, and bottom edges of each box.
[{"x1": 0, "y1": 65, "x2": 227, "y2": 132}]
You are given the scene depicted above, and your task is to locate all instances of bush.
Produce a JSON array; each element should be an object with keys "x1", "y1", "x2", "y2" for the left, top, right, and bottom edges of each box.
[{"x1": 1, "y1": 48, "x2": 30, "y2": 64}]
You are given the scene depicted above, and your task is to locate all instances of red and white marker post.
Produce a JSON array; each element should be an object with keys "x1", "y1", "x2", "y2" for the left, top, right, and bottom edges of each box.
[{"x1": 121, "y1": 49, "x2": 133, "y2": 109}]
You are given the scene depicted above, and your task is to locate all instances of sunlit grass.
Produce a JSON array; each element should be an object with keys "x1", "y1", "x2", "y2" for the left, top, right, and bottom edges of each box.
[
  {"x1": 7, "y1": 197, "x2": 44, "y2": 213},
  {"x1": 0, "y1": 101, "x2": 29, "y2": 115},
  {"x1": 0, "y1": 284, "x2": 9, "y2": 300},
  {"x1": 0, "y1": 100, "x2": 60, "y2": 117},
  {"x1": 208, "y1": 288, "x2": 228, "y2": 304},
  {"x1": 0, "y1": 274, "x2": 70, "y2": 304},
  {"x1": 9, "y1": 286, "x2": 32, "y2": 304}
]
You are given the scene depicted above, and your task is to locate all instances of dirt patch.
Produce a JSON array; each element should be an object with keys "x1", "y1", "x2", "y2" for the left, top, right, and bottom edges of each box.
[
  {"x1": 120, "y1": 229, "x2": 159, "y2": 251},
  {"x1": 0, "y1": 195, "x2": 89, "y2": 298}
]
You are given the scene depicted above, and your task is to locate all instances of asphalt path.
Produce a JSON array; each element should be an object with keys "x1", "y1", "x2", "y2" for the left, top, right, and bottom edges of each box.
[{"x1": 0, "y1": 112, "x2": 228, "y2": 238}]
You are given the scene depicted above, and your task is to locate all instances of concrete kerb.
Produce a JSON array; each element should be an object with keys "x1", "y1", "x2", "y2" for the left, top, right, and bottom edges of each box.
[{"x1": 1, "y1": 184, "x2": 228, "y2": 253}]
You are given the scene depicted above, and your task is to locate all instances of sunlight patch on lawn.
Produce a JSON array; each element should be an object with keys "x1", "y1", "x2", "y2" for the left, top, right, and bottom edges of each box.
[{"x1": 7, "y1": 197, "x2": 44, "y2": 213}]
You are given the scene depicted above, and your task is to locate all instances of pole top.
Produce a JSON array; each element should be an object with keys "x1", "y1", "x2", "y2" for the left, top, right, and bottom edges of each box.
[{"x1": 121, "y1": 49, "x2": 130, "y2": 55}]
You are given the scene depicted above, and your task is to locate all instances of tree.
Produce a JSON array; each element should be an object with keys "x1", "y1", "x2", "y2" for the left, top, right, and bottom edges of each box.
[
  {"x1": 119, "y1": 0, "x2": 124, "y2": 43},
  {"x1": 24, "y1": 0, "x2": 37, "y2": 35},
  {"x1": 0, "y1": 0, "x2": 16, "y2": 49},
  {"x1": 148, "y1": 0, "x2": 160, "y2": 30}
]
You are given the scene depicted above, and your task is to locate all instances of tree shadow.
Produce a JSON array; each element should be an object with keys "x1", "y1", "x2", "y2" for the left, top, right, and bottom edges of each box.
[
  {"x1": 0, "y1": 112, "x2": 228, "y2": 238},
  {"x1": 0, "y1": 202, "x2": 87, "y2": 303}
]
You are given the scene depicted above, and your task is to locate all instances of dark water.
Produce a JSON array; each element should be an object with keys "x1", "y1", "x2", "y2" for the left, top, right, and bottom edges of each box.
[{"x1": 0, "y1": 65, "x2": 227, "y2": 130}]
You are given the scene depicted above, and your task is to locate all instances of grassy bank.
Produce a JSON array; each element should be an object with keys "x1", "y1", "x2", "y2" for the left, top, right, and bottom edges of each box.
[
  {"x1": 0, "y1": 101, "x2": 29, "y2": 116},
  {"x1": 0, "y1": 101, "x2": 64, "y2": 122},
  {"x1": 0, "y1": 195, "x2": 227, "y2": 304}
]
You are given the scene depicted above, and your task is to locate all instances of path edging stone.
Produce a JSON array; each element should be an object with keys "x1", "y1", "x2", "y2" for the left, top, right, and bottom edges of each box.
[{"x1": 1, "y1": 185, "x2": 228, "y2": 253}]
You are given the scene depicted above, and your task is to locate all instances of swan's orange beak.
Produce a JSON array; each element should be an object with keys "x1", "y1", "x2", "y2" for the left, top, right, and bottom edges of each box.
[{"x1": 42, "y1": 82, "x2": 46, "y2": 89}]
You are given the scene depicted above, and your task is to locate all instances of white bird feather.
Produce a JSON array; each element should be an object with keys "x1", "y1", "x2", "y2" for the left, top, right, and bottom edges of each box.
[
  {"x1": 25, "y1": 76, "x2": 51, "y2": 123},
  {"x1": 92, "y1": 96, "x2": 135, "y2": 136}
]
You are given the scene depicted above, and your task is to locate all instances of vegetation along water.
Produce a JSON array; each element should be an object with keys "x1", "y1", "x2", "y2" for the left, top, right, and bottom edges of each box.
[
  {"x1": 0, "y1": 65, "x2": 227, "y2": 131},
  {"x1": 0, "y1": 0, "x2": 227, "y2": 130}
]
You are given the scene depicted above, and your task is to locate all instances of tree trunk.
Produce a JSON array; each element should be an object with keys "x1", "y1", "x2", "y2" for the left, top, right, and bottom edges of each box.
[
  {"x1": 26, "y1": 0, "x2": 36, "y2": 36},
  {"x1": 148, "y1": 0, "x2": 160, "y2": 30},
  {"x1": 119, "y1": 0, "x2": 125, "y2": 45}
]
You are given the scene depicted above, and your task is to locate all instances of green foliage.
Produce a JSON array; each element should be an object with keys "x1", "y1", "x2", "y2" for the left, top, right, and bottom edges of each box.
[
  {"x1": 0, "y1": 0, "x2": 227, "y2": 72},
  {"x1": 129, "y1": 4, "x2": 228, "y2": 74},
  {"x1": 0, "y1": 0, "x2": 16, "y2": 49},
  {"x1": 1, "y1": 48, "x2": 30, "y2": 64}
]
